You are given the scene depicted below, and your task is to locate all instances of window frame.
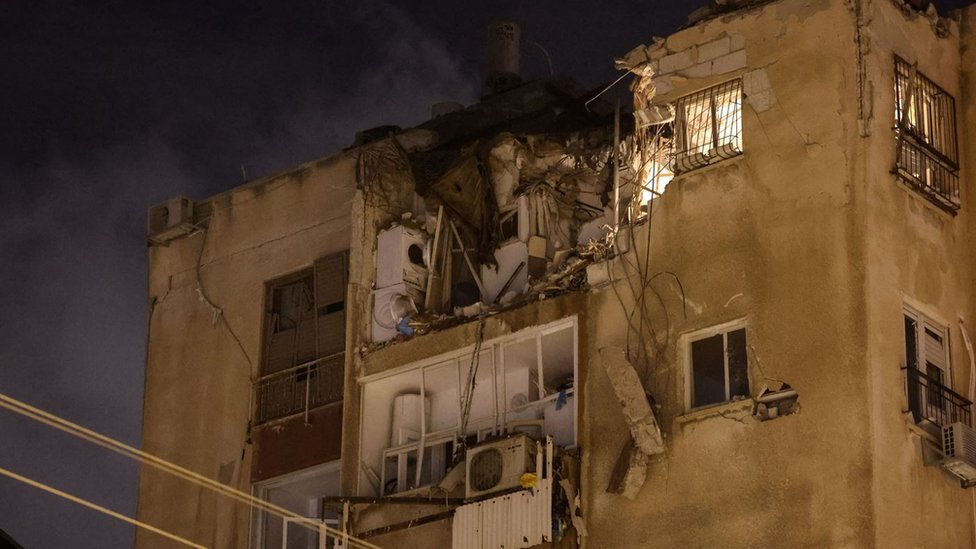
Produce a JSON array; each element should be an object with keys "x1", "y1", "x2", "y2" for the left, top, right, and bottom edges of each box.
[
  {"x1": 893, "y1": 55, "x2": 960, "y2": 212},
  {"x1": 683, "y1": 318, "x2": 750, "y2": 411},
  {"x1": 903, "y1": 301, "x2": 954, "y2": 426},
  {"x1": 672, "y1": 79, "x2": 744, "y2": 174},
  {"x1": 254, "y1": 252, "x2": 348, "y2": 426},
  {"x1": 357, "y1": 317, "x2": 578, "y2": 496}
]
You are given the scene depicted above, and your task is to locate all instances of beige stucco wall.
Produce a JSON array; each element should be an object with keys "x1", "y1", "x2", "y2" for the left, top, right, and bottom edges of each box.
[
  {"x1": 137, "y1": 1, "x2": 976, "y2": 548},
  {"x1": 582, "y1": 2, "x2": 876, "y2": 547},
  {"x1": 136, "y1": 154, "x2": 357, "y2": 548},
  {"x1": 861, "y1": 2, "x2": 976, "y2": 548}
]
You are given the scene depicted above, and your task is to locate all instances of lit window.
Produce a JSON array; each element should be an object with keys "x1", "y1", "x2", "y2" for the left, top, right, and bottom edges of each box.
[
  {"x1": 673, "y1": 80, "x2": 743, "y2": 173},
  {"x1": 687, "y1": 322, "x2": 749, "y2": 409},
  {"x1": 894, "y1": 56, "x2": 959, "y2": 211}
]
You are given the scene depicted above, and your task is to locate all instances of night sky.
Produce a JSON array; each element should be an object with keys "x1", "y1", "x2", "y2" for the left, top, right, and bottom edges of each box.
[{"x1": 0, "y1": 1, "x2": 969, "y2": 547}]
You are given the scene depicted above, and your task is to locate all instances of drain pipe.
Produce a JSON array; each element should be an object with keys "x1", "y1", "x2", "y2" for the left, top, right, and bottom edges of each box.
[{"x1": 959, "y1": 317, "x2": 975, "y2": 401}]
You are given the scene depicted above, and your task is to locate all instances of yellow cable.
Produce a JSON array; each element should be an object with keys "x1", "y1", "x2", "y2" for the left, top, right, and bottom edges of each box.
[
  {"x1": 0, "y1": 464, "x2": 208, "y2": 549},
  {"x1": 0, "y1": 393, "x2": 381, "y2": 549}
]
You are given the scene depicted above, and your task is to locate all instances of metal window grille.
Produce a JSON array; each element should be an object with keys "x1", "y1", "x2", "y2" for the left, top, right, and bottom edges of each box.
[
  {"x1": 894, "y1": 56, "x2": 960, "y2": 210},
  {"x1": 673, "y1": 79, "x2": 743, "y2": 173}
]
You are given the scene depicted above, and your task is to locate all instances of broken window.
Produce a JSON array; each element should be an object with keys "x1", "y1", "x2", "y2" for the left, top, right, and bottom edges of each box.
[
  {"x1": 632, "y1": 129, "x2": 674, "y2": 219},
  {"x1": 359, "y1": 318, "x2": 577, "y2": 496},
  {"x1": 903, "y1": 305, "x2": 968, "y2": 427},
  {"x1": 673, "y1": 79, "x2": 743, "y2": 174},
  {"x1": 254, "y1": 252, "x2": 348, "y2": 425},
  {"x1": 688, "y1": 322, "x2": 749, "y2": 409},
  {"x1": 894, "y1": 56, "x2": 959, "y2": 211}
]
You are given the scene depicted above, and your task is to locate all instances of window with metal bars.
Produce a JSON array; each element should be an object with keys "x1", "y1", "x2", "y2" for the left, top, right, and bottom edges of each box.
[
  {"x1": 894, "y1": 56, "x2": 960, "y2": 211},
  {"x1": 673, "y1": 79, "x2": 743, "y2": 174}
]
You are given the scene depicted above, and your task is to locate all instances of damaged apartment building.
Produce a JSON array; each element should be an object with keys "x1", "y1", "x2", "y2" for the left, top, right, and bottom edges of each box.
[{"x1": 137, "y1": 0, "x2": 976, "y2": 548}]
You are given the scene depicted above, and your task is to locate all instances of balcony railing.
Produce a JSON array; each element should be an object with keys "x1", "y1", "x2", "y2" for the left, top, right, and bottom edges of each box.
[
  {"x1": 905, "y1": 365, "x2": 972, "y2": 429},
  {"x1": 255, "y1": 354, "x2": 344, "y2": 425},
  {"x1": 895, "y1": 138, "x2": 960, "y2": 211}
]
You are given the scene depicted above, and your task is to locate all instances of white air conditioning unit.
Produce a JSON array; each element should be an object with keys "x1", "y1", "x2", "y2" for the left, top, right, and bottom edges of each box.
[
  {"x1": 942, "y1": 422, "x2": 976, "y2": 487},
  {"x1": 148, "y1": 196, "x2": 195, "y2": 245},
  {"x1": 376, "y1": 225, "x2": 429, "y2": 291},
  {"x1": 465, "y1": 433, "x2": 536, "y2": 499}
]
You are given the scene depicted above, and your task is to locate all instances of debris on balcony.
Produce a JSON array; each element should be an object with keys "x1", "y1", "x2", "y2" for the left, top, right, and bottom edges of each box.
[
  {"x1": 358, "y1": 75, "x2": 684, "y2": 350},
  {"x1": 753, "y1": 383, "x2": 799, "y2": 421}
]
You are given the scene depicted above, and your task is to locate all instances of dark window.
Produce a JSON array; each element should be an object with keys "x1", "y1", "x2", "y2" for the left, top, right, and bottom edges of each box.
[
  {"x1": 894, "y1": 56, "x2": 959, "y2": 211},
  {"x1": 254, "y1": 251, "x2": 348, "y2": 425},
  {"x1": 691, "y1": 326, "x2": 749, "y2": 408}
]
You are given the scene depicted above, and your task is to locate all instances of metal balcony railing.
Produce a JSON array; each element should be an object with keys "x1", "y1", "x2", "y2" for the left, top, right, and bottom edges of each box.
[
  {"x1": 894, "y1": 56, "x2": 960, "y2": 212},
  {"x1": 254, "y1": 354, "x2": 344, "y2": 425},
  {"x1": 895, "y1": 137, "x2": 960, "y2": 211},
  {"x1": 905, "y1": 365, "x2": 972, "y2": 429}
]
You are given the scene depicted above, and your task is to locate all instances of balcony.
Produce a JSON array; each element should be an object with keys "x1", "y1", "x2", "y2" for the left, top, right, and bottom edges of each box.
[
  {"x1": 905, "y1": 365, "x2": 972, "y2": 430},
  {"x1": 254, "y1": 354, "x2": 344, "y2": 425}
]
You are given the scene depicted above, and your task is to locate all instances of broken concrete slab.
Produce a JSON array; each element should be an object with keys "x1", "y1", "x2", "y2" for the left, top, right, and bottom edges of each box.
[
  {"x1": 607, "y1": 441, "x2": 649, "y2": 500},
  {"x1": 598, "y1": 346, "x2": 666, "y2": 455}
]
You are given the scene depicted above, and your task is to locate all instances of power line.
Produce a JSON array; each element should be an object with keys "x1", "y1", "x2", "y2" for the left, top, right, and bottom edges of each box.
[
  {"x1": 0, "y1": 392, "x2": 381, "y2": 549},
  {"x1": 0, "y1": 464, "x2": 207, "y2": 549}
]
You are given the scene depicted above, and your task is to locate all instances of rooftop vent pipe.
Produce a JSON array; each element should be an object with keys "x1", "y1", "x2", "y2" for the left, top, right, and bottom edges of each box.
[{"x1": 486, "y1": 21, "x2": 521, "y2": 94}]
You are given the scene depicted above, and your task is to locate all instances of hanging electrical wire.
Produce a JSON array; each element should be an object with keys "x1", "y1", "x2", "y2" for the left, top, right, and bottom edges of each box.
[
  {"x1": 0, "y1": 392, "x2": 381, "y2": 549},
  {"x1": 0, "y1": 464, "x2": 207, "y2": 549},
  {"x1": 457, "y1": 317, "x2": 487, "y2": 460}
]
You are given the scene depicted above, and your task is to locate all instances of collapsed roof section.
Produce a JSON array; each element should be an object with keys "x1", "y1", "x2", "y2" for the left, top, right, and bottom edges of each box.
[{"x1": 357, "y1": 77, "x2": 647, "y2": 346}]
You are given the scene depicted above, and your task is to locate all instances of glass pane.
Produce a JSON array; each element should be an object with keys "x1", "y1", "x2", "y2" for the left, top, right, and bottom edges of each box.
[
  {"x1": 714, "y1": 85, "x2": 742, "y2": 151},
  {"x1": 727, "y1": 328, "x2": 749, "y2": 399},
  {"x1": 424, "y1": 360, "x2": 459, "y2": 434},
  {"x1": 683, "y1": 96, "x2": 712, "y2": 155},
  {"x1": 541, "y1": 326, "x2": 575, "y2": 394},
  {"x1": 691, "y1": 334, "x2": 725, "y2": 407},
  {"x1": 458, "y1": 349, "x2": 496, "y2": 434}
]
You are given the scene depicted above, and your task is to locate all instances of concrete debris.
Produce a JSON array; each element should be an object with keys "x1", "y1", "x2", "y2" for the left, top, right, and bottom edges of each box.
[
  {"x1": 362, "y1": 75, "x2": 677, "y2": 352},
  {"x1": 598, "y1": 346, "x2": 666, "y2": 455},
  {"x1": 607, "y1": 441, "x2": 649, "y2": 500},
  {"x1": 753, "y1": 383, "x2": 799, "y2": 421}
]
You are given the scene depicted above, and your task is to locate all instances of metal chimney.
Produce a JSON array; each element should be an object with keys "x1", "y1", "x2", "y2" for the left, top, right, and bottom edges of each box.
[{"x1": 486, "y1": 21, "x2": 521, "y2": 93}]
